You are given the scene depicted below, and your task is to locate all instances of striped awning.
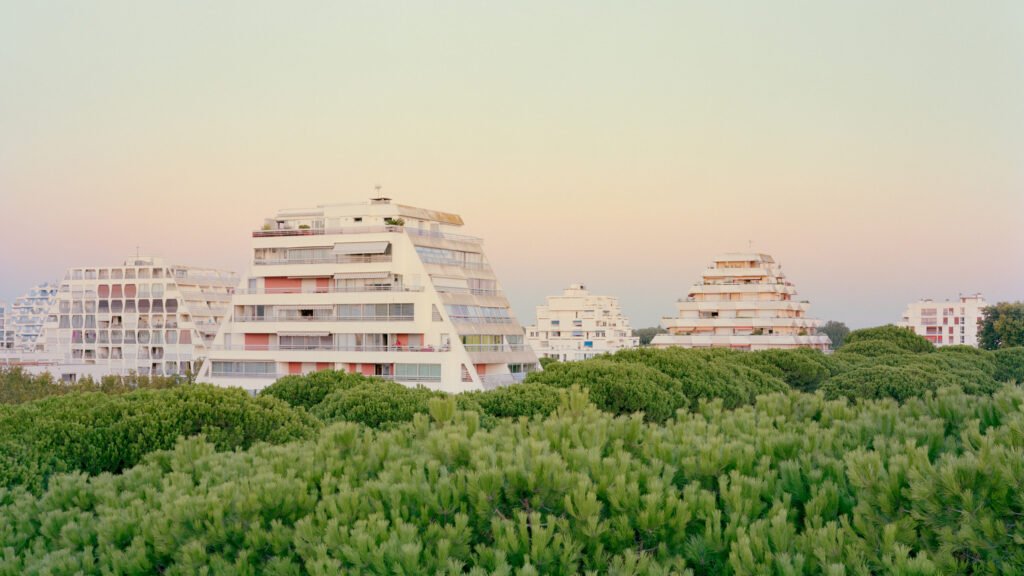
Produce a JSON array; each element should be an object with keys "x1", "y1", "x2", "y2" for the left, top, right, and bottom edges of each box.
[
  {"x1": 333, "y1": 241, "x2": 390, "y2": 255},
  {"x1": 279, "y1": 332, "x2": 330, "y2": 337}
]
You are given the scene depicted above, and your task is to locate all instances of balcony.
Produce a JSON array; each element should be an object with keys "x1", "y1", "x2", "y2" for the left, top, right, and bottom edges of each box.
[
  {"x1": 210, "y1": 343, "x2": 448, "y2": 353},
  {"x1": 479, "y1": 373, "x2": 527, "y2": 389},
  {"x1": 254, "y1": 254, "x2": 392, "y2": 266},
  {"x1": 236, "y1": 285, "x2": 424, "y2": 295},
  {"x1": 463, "y1": 344, "x2": 529, "y2": 352},
  {"x1": 234, "y1": 315, "x2": 415, "y2": 322},
  {"x1": 252, "y1": 224, "x2": 483, "y2": 244}
]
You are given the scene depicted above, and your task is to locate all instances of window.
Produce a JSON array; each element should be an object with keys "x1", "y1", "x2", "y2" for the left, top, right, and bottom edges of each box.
[
  {"x1": 395, "y1": 363, "x2": 441, "y2": 382},
  {"x1": 338, "y1": 303, "x2": 414, "y2": 321},
  {"x1": 211, "y1": 361, "x2": 275, "y2": 377},
  {"x1": 415, "y1": 246, "x2": 487, "y2": 268},
  {"x1": 444, "y1": 305, "x2": 512, "y2": 323}
]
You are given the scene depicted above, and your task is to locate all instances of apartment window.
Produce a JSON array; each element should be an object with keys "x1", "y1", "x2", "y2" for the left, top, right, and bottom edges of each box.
[
  {"x1": 338, "y1": 303, "x2": 414, "y2": 321},
  {"x1": 444, "y1": 305, "x2": 512, "y2": 323},
  {"x1": 212, "y1": 361, "x2": 277, "y2": 376},
  {"x1": 395, "y1": 363, "x2": 441, "y2": 382}
]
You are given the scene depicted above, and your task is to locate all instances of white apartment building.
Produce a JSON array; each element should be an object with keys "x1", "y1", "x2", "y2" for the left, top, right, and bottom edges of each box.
[
  {"x1": 200, "y1": 198, "x2": 538, "y2": 393},
  {"x1": 652, "y1": 252, "x2": 831, "y2": 351},
  {"x1": 33, "y1": 257, "x2": 237, "y2": 381},
  {"x1": 526, "y1": 284, "x2": 639, "y2": 361},
  {"x1": 897, "y1": 293, "x2": 987, "y2": 347},
  {"x1": 8, "y1": 282, "x2": 58, "y2": 352},
  {"x1": 0, "y1": 302, "x2": 12, "y2": 351}
]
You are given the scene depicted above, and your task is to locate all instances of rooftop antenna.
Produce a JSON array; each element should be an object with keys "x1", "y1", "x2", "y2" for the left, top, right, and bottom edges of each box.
[
  {"x1": 136, "y1": 245, "x2": 140, "y2": 258},
  {"x1": 748, "y1": 240, "x2": 753, "y2": 251}
]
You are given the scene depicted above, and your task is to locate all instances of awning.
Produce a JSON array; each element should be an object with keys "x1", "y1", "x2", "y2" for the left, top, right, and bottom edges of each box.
[
  {"x1": 333, "y1": 241, "x2": 390, "y2": 255},
  {"x1": 333, "y1": 271, "x2": 391, "y2": 280},
  {"x1": 279, "y1": 332, "x2": 330, "y2": 337},
  {"x1": 432, "y1": 276, "x2": 469, "y2": 289}
]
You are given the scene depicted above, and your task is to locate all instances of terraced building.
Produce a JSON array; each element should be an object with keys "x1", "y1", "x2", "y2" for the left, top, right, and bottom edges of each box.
[
  {"x1": 653, "y1": 252, "x2": 830, "y2": 351},
  {"x1": 201, "y1": 198, "x2": 538, "y2": 392}
]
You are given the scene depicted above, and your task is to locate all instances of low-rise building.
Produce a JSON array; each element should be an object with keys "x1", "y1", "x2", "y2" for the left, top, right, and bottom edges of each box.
[
  {"x1": 653, "y1": 252, "x2": 830, "y2": 351},
  {"x1": 200, "y1": 198, "x2": 538, "y2": 392},
  {"x1": 526, "y1": 284, "x2": 639, "y2": 361},
  {"x1": 898, "y1": 293, "x2": 987, "y2": 347}
]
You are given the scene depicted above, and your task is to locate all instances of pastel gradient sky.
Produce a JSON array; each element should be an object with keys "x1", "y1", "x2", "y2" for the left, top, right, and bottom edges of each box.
[{"x1": 1, "y1": 1, "x2": 1022, "y2": 328}]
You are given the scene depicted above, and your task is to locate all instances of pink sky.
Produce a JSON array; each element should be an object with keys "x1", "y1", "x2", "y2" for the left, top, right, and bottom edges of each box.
[{"x1": 1, "y1": 1, "x2": 1022, "y2": 328}]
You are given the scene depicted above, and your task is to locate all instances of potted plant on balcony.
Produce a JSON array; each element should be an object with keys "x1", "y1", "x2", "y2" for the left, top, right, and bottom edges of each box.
[
  {"x1": 298, "y1": 224, "x2": 312, "y2": 236},
  {"x1": 385, "y1": 217, "x2": 405, "y2": 227}
]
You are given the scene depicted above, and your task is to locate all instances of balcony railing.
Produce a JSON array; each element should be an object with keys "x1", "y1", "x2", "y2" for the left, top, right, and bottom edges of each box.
[
  {"x1": 447, "y1": 316, "x2": 516, "y2": 324},
  {"x1": 234, "y1": 315, "x2": 415, "y2": 322},
  {"x1": 463, "y1": 344, "x2": 529, "y2": 352},
  {"x1": 235, "y1": 285, "x2": 424, "y2": 295},
  {"x1": 436, "y1": 287, "x2": 504, "y2": 297},
  {"x1": 254, "y1": 255, "x2": 392, "y2": 266},
  {"x1": 479, "y1": 372, "x2": 527, "y2": 389},
  {"x1": 211, "y1": 371, "x2": 281, "y2": 379},
  {"x1": 252, "y1": 224, "x2": 483, "y2": 244},
  {"x1": 210, "y1": 344, "x2": 449, "y2": 353}
]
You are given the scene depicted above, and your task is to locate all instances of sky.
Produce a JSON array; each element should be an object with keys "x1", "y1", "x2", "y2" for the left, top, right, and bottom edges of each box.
[{"x1": 1, "y1": 1, "x2": 1022, "y2": 328}]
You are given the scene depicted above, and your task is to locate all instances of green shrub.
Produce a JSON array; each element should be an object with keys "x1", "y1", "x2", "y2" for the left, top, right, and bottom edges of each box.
[
  {"x1": 312, "y1": 381, "x2": 445, "y2": 427},
  {"x1": 1, "y1": 385, "x2": 1022, "y2": 573},
  {"x1": 606, "y1": 348, "x2": 788, "y2": 410},
  {"x1": 834, "y1": 339, "x2": 911, "y2": 358},
  {"x1": 0, "y1": 384, "x2": 319, "y2": 493},
  {"x1": 993, "y1": 347, "x2": 1024, "y2": 384},
  {"x1": 820, "y1": 365, "x2": 951, "y2": 402},
  {"x1": 525, "y1": 359, "x2": 681, "y2": 421},
  {"x1": 842, "y1": 324, "x2": 934, "y2": 353},
  {"x1": 259, "y1": 370, "x2": 375, "y2": 410},
  {"x1": 538, "y1": 356, "x2": 559, "y2": 368},
  {"x1": 467, "y1": 382, "x2": 562, "y2": 419},
  {"x1": 747, "y1": 348, "x2": 834, "y2": 392},
  {"x1": 0, "y1": 367, "x2": 186, "y2": 405}
]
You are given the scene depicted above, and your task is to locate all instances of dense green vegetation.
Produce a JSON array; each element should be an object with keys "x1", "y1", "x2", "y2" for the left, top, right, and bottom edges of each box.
[
  {"x1": 2, "y1": 324, "x2": 1023, "y2": 573},
  {"x1": 632, "y1": 326, "x2": 668, "y2": 346},
  {"x1": 0, "y1": 367, "x2": 187, "y2": 405},
  {"x1": 979, "y1": 301, "x2": 1024, "y2": 350},
  {"x1": 817, "y1": 320, "x2": 850, "y2": 349},
  {"x1": 0, "y1": 384, "x2": 319, "y2": 493},
  {"x1": 0, "y1": 385, "x2": 1021, "y2": 574}
]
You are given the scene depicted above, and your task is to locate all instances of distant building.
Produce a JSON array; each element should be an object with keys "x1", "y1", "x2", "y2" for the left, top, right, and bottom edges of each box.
[
  {"x1": 32, "y1": 257, "x2": 237, "y2": 381},
  {"x1": 8, "y1": 282, "x2": 58, "y2": 352},
  {"x1": 0, "y1": 302, "x2": 12, "y2": 351},
  {"x1": 526, "y1": 283, "x2": 639, "y2": 361},
  {"x1": 200, "y1": 198, "x2": 538, "y2": 392},
  {"x1": 898, "y1": 293, "x2": 987, "y2": 347},
  {"x1": 652, "y1": 252, "x2": 830, "y2": 351}
]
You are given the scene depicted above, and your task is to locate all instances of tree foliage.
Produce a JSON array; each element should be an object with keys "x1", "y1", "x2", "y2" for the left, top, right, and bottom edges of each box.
[
  {"x1": 632, "y1": 326, "x2": 668, "y2": 346},
  {"x1": 525, "y1": 359, "x2": 681, "y2": 421},
  {"x1": 0, "y1": 384, "x2": 320, "y2": 493},
  {"x1": 978, "y1": 301, "x2": 1024, "y2": 350},
  {"x1": 1, "y1": 385, "x2": 1022, "y2": 574},
  {"x1": 0, "y1": 367, "x2": 186, "y2": 405},
  {"x1": 817, "y1": 320, "x2": 850, "y2": 349},
  {"x1": 260, "y1": 369, "x2": 376, "y2": 410},
  {"x1": 842, "y1": 324, "x2": 934, "y2": 353}
]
